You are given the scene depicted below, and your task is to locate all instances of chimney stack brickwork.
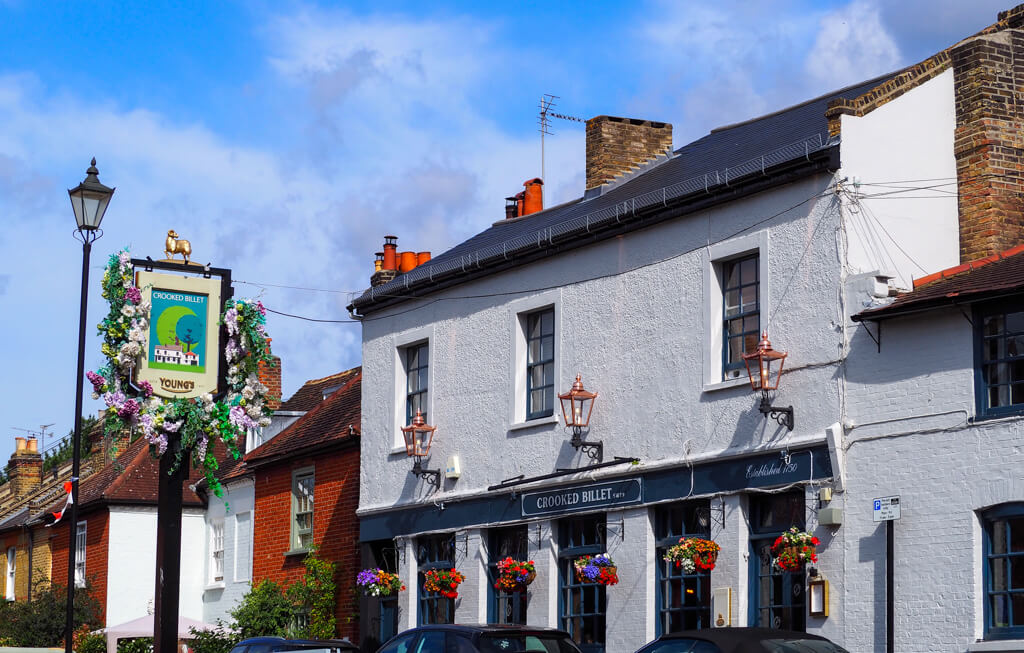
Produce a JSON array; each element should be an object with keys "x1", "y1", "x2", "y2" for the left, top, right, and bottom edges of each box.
[
  {"x1": 952, "y1": 23, "x2": 1024, "y2": 262},
  {"x1": 8, "y1": 437, "x2": 42, "y2": 501},
  {"x1": 258, "y1": 355, "x2": 283, "y2": 411},
  {"x1": 586, "y1": 116, "x2": 673, "y2": 190}
]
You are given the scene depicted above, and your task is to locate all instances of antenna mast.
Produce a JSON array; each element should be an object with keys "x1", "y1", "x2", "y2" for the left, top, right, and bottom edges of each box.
[{"x1": 538, "y1": 94, "x2": 586, "y2": 204}]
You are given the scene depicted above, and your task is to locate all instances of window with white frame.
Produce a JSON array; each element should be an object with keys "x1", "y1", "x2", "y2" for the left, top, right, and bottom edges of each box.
[
  {"x1": 405, "y1": 342, "x2": 429, "y2": 425},
  {"x1": 510, "y1": 290, "x2": 561, "y2": 426},
  {"x1": 209, "y1": 520, "x2": 224, "y2": 583},
  {"x1": 291, "y1": 469, "x2": 314, "y2": 551},
  {"x1": 393, "y1": 327, "x2": 433, "y2": 449},
  {"x1": 5, "y1": 547, "x2": 14, "y2": 600},
  {"x1": 74, "y1": 522, "x2": 87, "y2": 588},
  {"x1": 234, "y1": 511, "x2": 252, "y2": 582},
  {"x1": 704, "y1": 232, "x2": 769, "y2": 388}
]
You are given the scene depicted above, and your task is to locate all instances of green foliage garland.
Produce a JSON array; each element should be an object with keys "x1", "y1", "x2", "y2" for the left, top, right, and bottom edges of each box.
[{"x1": 88, "y1": 249, "x2": 276, "y2": 496}]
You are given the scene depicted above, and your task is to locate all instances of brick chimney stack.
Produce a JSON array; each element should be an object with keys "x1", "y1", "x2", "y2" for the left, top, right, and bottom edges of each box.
[
  {"x1": 951, "y1": 7, "x2": 1024, "y2": 261},
  {"x1": 585, "y1": 116, "x2": 673, "y2": 190},
  {"x1": 258, "y1": 355, "x2": 283, "y2": 411},
  {"x1": 8, "y1": 436, "x2": 42, "y2": 501}
]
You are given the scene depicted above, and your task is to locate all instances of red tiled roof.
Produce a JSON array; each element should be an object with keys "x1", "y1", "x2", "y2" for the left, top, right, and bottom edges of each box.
[
  {"x1": 245, "y1": 367, "x2": 361, "y2": 466},
  {"x1": 43, "y1": 437, "x2": 210, "y2": 515},
  {"x1": 854, "y1": 244, "x2": 1024, "y2": 321},
  {"x1": 278, "y1": 368, "x2": 360, "y2": 412}
]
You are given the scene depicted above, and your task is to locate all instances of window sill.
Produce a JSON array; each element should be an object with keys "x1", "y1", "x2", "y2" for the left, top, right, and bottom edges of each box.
[
  {"x1": 509, "y1": 415, "x2": 559, "y2": 431},
  {"x1": 204, "y1": 582, "x2": 225, "y2": 591},
  {"x1": 702, "y1": 376, "x2": 750, "y2": 393},
  {"x1": 285, "y1": 548, "x2": 311, "y2": 558},
  {"x1": 968, "y1": 639, "x2": 1024, "y2": 651}
]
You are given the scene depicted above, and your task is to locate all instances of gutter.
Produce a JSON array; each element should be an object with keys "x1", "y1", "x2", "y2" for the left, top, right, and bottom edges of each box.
[
  {"x1": 350, "y1": 146, "x2": 838, "y2": 316},
  {"x1": 851, "y1": 288, "x2": 1024, "y2": 322}
]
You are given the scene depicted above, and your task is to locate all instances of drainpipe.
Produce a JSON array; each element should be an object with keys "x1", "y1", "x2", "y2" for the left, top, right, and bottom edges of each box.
[{"x1": 23, "y1": 522, "x2": 33, "y2": 603}]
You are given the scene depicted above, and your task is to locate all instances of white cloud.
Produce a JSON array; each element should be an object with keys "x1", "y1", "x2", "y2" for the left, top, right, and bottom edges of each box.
[{"x1": 804, "y1": 1, "x2": 902, "y2": 89}]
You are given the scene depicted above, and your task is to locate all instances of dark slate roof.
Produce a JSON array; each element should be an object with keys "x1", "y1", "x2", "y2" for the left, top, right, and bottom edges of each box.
[
  {"x1": 853, "y1": 245, "x2": 1024, "y2": 321},
  {"x1": 245, "y1": 367, "x2": 361, "y2": 467},
  {"x1": 351, "y1": 70, "x2": 904, "y2": 314},
  {"x1": 0, "y1": 507, "x2": 30, "y2": 533},
  {"x1": 278, "y1": 368, "x2": 360, "y2": 412}
]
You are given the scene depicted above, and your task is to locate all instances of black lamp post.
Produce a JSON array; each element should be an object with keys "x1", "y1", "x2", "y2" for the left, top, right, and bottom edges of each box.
[{"x1": 64, "y1": 158, "x2": 114, "y2": 653}]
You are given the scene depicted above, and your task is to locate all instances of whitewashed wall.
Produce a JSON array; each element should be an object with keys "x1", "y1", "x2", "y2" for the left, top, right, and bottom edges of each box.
[
  {"x1": 839, "y1": 69, "x2": 959, "y2": 289},
  {"x1": 105, "y1": 506, "x2": 205, "y2": 627},
  {"x1": 202, "y1": 478, "x2": 255, "y2": 625}
]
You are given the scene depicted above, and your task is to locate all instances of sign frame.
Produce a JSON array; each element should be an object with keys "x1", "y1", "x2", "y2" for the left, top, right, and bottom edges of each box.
[
  {"x1": 873, "y1": 495, "x2": 901, "y2": 522},
  {"x1": 132, "y1": 259, "x2": 233, "y2": 400}
]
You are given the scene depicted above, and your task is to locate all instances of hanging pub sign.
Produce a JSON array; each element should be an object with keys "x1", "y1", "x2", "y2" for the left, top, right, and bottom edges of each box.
[{"x1": 134, "y1": 270, "x2": 224, "y2": 399}]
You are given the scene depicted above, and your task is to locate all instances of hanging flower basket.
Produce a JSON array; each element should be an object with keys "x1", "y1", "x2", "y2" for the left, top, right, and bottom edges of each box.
[
  {"x1": 494, "y1": 557, "x2": 537, "y2": 592},
  {"x1": 356, "y1": 568, "x2": 405, "y2": 597},
  {"x1": 663, "y1": 537, "x2": 720, "y2": 573},
  {"x1": 424, "y1": 568, "x2": 466, "y2": 599},
  {"x1": 771, "y1": 527, "x2": 819, "y2": 572},
  {"x1": 574, "y1": 554, "x2": 619, "y2": 586}
]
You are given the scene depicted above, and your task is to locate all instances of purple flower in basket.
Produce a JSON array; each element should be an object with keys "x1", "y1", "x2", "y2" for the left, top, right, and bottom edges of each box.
[{"x1": 357, "y1": 569, "x2": 380, "y2": 586}]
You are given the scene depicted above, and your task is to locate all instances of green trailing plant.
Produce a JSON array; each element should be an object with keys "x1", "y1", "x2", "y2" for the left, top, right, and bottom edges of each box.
[
  {"x1": 75, "y1": 628, "x2": 108, "y2": 653},
  {"x1": 0, "y1": 580, "x2": 101, "y2": 647},
  {"x1": 188, "y1": 622, "x2": 237, "y2": 653},
  {"x1": 288, "y1": 548, "x2": 337, "y2": 639},
  {"x1": 230, "y1": 579, "x2": 295, "y2": 639}
]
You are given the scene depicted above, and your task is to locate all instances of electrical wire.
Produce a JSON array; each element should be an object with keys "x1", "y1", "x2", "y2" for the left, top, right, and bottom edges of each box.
[{"x1": 264, "y1": 188, "x2": 835, "y2": 324}]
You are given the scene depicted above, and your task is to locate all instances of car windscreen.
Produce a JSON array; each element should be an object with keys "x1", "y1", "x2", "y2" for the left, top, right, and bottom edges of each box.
[
  {"x1": 759, "y1": 639, "x2": 850, "y2": 653},
  {"x1": 476, "y1": 633, "x2": 580, "y2": 653},
  {"x1": 636, "y1": 640, "x2": 721, "y2": 653}
]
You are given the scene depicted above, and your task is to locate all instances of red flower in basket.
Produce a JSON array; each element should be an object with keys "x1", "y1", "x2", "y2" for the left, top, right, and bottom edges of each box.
[{"x1": 424, "y1": 568, "x2": 467, "y2": 599}]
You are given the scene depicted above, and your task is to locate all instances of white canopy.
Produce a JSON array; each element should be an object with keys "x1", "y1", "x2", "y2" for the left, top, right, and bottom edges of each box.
[{"x1": 101, "y1": 614, "x2": 216, "y2": 653}]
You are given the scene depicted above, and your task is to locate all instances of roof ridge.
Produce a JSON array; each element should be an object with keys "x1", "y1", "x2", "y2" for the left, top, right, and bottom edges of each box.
[
  {"x1": 708, "y1": 68, "x2": 909, "y2": 135},
  {"x1": 301, "y1": 368, "x2": 358, "y2": 387},
  {"x1": 246, "y1": 368, "x2": 362, "y2": 461},
  {"x1": 912, "y1": 244, "x2": 1024, "y2": 289}
]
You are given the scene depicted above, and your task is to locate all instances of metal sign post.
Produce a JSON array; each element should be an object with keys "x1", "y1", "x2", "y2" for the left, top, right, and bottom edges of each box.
[{"x1": 874, "y1": 496, "x2": 901, "y2": 653}]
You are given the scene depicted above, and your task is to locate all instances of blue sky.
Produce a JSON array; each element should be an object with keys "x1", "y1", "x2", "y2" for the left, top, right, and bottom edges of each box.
[{"x1": 0, "y1": 0, "x2": 1007, "y2": 464}]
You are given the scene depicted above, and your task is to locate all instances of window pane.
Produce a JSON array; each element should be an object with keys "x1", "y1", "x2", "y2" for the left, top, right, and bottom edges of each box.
[
  {"x1": 993, "y1": 594, "x2": 1010, "y2": 627},
  {"x1": 529, "y1": 339, "x2": 541, "y2": 363},
  {"x1": 728, "y1": 337, "x2": 745, "y2": 365},
  {"x1": 541, "y1": 310, "x2": 554, "y2": 334},
  {"x1": 992, "y1": 558, "x2": 1008, "y2": 591},
  {"x1": 986, "y1": 337, "x2": 1003, "y2": 362},
  {"x1": 419, "y1": 346, "x2": 429, "y2": 365},
  {"x1": 540, "y1": 335, "x2": 554, "y2": 361},
  {"x1": 408, "y1": 370, "x2": 419, "y2": 393},
  {"x1": 985, "y1": 314, "x2": 1005, "y2": 337},
  {"x1": 741, "y1": 257, "x2": 757, "y2": 283},
  {"x1": 725, "y1": 263, "x2": 739, "y2": 288},
  {"x1": 724, "y1": 290, "x2": 741, "y2": 317},
  {"x1": 994, "y1": 521, "x2": 1008, "y2": 554},
  {"x1": 1011, "y1": 518, "x2": 1024, "y2": 553},
  {"x1": 529, "y1": 314, "x2": 542, "y2": 339},
  {"x1": 1007, "y1": 311, "x2": 1024, "y2": 335},
  {"x1": 407, "y1": 348, "x2": 419, "y2": 369},
  {"x1": 1013, "y1": 383, "x2": 1024, "y2": 405},
  {"x1": 1008, "y1": 336, "x2": 1024, "y2": 358},
  {"x1": 543, "y1": 362, "x2": 555, "y2": 385},
  {"x1": 990, "y1": 384, "x2": 1011, "y2": 409},
  {"x1": 1014, "y1": 593, "x2": 1024, "y2": 627},
  {"x1": 741, "y1": 284, "x2": 758, "y2": 312}
]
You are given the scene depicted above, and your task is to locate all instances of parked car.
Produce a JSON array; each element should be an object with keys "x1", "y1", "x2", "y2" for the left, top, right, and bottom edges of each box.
[
  {"x1": 377, "y1": 624, "x2": 582, "y2": 653},
  {"x1": 229, "y1": 636, "x2": 359, "y2": 653},
  {"x1": 634, "y1": 628, "x2": 850, "y2": 653}
]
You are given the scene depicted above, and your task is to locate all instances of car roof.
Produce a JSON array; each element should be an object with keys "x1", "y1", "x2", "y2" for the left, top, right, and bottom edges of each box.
[
  {"x1": 234, "y1": 637, "x2": 357, "y2": 650},
  {"x1": 399, "y1": 624, "x2": 573, "y2": 636},
  {"x1": 655, "y1": 628, "x2": 833, "y2": 653}
]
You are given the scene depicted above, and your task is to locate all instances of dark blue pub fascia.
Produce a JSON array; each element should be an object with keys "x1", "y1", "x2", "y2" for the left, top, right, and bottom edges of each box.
[{"x1": 359, "y1": 445, "x2": 832, "y2": 541}]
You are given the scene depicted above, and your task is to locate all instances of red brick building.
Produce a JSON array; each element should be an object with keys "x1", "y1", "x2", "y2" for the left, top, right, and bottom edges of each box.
[{"x1": 247, "y1": 366, "x2": 361, "y2": 642}]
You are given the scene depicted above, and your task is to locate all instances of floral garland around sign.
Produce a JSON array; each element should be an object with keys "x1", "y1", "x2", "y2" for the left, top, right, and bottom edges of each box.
[{"x1": 87, "y1": 249, "x2": 275, "y2": 497}]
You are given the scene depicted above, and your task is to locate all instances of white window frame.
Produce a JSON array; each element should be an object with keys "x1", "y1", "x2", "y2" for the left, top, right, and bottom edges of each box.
[
  {"x1": 234, "y1": 510, "x2": 252, "y2": 582},
  {"x1": 703, "y1": 230, "x2": 770, "y2": 391},
  {"x1": 392, "y1": 326, "x2": 434, "y2": 452},
  {"x1": 290, "y1": 468, "x2": 315, "y2": 552},
  {"x1": 74, "y1": 522, "x2": 87, "y2": 588},
  {"x1": 5, "y1": 547, "x2": 14, "y2": 600},
  {"x1": 208, "y1": 520, "x2": 225, "y2": 585},
  {"x1": 508, "y1": 289, "x2": 562, "y2": 429}
]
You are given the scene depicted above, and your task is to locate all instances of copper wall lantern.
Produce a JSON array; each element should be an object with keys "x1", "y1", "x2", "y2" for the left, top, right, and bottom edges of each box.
[
  {"x1": 559, "y1": 374, "x2": 603, "y2": 462},
  {"x1": 401, "y1": 410, "x2": 441, "y2": 488},
  {"x1": 742, "y1": 331, "x2": 794, "y2": 431}
]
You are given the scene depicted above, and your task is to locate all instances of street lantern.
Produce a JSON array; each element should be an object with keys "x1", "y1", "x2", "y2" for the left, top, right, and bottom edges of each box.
[
  {"x1": 68, "y1": 158, "x2": 115, "y2": 232},
  {"x1": 559, "y1": 374, "x2": 603, "y2": 462},
  {"x1": 742, "y1": 331, "x2": 794, "y2": 431},
  {"x1": 741, "y1": 331, "x2": 787, "y2": 392},
  {"x1": 401, "y1": 410, "x2": 440, "y2": 488},
  {"x1": 559, "y1": 374, "x2": 598, "y2": 431}
]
